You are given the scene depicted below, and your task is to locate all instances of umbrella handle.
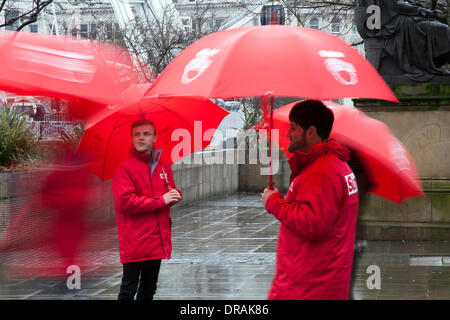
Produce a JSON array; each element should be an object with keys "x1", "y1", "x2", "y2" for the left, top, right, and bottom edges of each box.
[
  {"x1": 262, "y1": 92, "x2": 275, "y2": 191},
  {"x1": 161, "y1": 166, "x2": 172, "y2": 191},
  {"x1": 267, "y1": 179, "x2": 275, "y2": 190}
]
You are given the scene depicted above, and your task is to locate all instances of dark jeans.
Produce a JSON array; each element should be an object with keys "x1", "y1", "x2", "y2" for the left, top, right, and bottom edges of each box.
[{"x1": 118, "y1": 259, "x2": 161, "y2": 300}]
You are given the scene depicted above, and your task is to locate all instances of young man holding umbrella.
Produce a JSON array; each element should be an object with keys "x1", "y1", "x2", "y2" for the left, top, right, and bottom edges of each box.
[
  {"x1": 112, "y1": 120, "x2": 182, "y2": 300},
  {"x1": 261, "y1": 100, "x2": 359, "y2": 300}
]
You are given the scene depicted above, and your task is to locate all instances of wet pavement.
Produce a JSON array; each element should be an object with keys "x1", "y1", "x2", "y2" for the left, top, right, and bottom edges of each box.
[{"x1": 0, "y1": 193, "x2": 449, "y2": 300}]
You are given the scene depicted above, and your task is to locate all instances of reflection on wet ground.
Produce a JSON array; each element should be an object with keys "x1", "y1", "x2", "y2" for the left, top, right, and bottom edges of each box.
[{"x1": 0, "y1": 193, "x2": 449, "y2": 299}]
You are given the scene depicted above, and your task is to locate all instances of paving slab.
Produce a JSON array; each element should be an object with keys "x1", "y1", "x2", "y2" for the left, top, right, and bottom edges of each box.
[{"x1": 0, "y1": 193, "x2": 449, "y2": 300}]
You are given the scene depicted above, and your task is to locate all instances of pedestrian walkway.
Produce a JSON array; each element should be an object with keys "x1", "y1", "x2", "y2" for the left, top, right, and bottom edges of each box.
[{"x1": 0, "y1": 193, "x2": 449, "y2": 299}]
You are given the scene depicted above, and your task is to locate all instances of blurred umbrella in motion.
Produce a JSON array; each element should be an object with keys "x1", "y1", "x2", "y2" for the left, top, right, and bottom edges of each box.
[
  {"x1": 256, "y1": 101, "x2": 424, "y2": 203},
  {"x1": 78, "y1": 93, "x2": 229, "y2": 181},
  {"x1": 0, "y1": 30, "x2": 140, "y2": 119},
  {"x1": 0, "y1": 150, "x2": 111, "y2": 278}
]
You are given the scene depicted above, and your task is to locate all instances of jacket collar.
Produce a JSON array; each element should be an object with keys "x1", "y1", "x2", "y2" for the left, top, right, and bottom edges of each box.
[
  {"x1": 130, "y1": 147, "x2": 162, "y2": 171},
  {"x1": 288, "y1": 139, "x2": 350, "y2": 182},
  {"x1": 130, "y1": 147, "x2": 151, "y2": 162}
]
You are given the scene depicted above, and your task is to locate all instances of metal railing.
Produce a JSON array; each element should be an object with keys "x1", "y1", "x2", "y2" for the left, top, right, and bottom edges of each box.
[
  {"x1": 43, "y1": 112, "x2": 72, "y2": 122},
  {"x1": 27, "y1": 121, "x2": 77, "y2": 141}
]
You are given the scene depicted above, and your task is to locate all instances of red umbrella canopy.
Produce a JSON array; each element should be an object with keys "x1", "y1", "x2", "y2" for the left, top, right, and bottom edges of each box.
[
  {"x1": 263, "y1": 101, "x2": 424, "y2": 203},
  {"x1": 145, "y1": 25, "x2": 398, "y2": 103},
  {"x1": 78, "y1": 96, "x2": 229, "y2": 180},
  {"x1": 0, "y1": 31, "x2": 137, "y2": 107},
  {"x1": 67, "y1": 83, "x2": 156, "y2": 120}
]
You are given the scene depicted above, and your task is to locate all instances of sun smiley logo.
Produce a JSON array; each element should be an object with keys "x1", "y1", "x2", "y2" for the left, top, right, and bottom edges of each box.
[
  {"x1": 181, "y1": 48, "x2": 221, "y2": 84},
  {"x1": 388, "y1": 140, "x2": 411, "y2": 173},
  {"x1": 318, "y1": 50, "x2": 358, "y2": 86}
]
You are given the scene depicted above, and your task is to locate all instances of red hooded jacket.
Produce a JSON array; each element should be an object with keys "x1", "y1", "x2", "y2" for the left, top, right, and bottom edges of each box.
[
  {"x1": 112, "y1": 148, "x2": 181, "y2": 264},
  {"x1": 266, "y1": 139, "x2": 359, "y2": 300}
]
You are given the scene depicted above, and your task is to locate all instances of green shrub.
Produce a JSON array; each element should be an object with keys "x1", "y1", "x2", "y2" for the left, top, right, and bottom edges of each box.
[{"x1": 0, "y1": 105, "x2": 38, "y2": 166}]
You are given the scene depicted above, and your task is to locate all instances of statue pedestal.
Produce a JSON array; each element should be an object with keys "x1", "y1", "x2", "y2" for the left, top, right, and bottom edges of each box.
[
  {"x1": 352, "y1": 78, "x2": 450, "y2": 240},
  {"x1": 354, "y1": 76, "x2": 450, "y2": 109}
]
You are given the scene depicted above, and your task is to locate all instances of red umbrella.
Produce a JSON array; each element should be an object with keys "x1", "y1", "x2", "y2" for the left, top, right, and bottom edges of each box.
[
  {"x1": 78, "y1": 96, "x2": 229, "y2": 180},
  {"x1": 66, "y1": 83, "x2": 154, "y2": 120},
  {"x1": 0, "y1": 31, "x2": 137, "y2": 108},
  {"x1": 145, "y1": 25, "x2": 397, "y2": 101},
  {"x1": 145, "y1": 25, "x2": 399, "y2": 188},
  {"x1": 260, "y1": 101, "x2": 424, "y2": 203}
]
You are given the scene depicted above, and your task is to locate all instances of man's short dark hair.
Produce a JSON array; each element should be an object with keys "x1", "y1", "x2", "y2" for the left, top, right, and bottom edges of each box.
[
  {"x1": 289, "y1": 100, "x2": 334, "y2": 140},
  {"x1": 130, "y1": 119, "x2": 156, "y2": 135}
]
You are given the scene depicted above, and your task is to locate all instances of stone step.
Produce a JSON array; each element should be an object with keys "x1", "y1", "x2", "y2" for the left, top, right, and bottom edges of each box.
[{"x1": 358, "y1": 221, "x2": 450, "y2": 241}]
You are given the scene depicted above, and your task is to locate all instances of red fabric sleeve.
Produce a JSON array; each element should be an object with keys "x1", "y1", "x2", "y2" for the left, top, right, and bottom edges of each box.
[
  {"x1": 265, "y1": 173, "x2": 341, "y2": 241},
  {"x1": 112, "y1": 165, "x2": 166, "y2": 215}
]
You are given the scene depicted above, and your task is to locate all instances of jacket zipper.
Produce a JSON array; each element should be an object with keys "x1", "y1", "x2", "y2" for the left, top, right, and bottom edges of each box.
[{"x1": 150, "y1": 157, "x2": 168, "y2": 259}]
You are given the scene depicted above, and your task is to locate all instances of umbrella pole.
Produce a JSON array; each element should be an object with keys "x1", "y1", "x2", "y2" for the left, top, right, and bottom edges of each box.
[
  {"x1": 262, "y1": 93, "x2": 275, "y2": 190},
  {"x1": 269, "y1": 95, "x2": 275, "y2": 190}
]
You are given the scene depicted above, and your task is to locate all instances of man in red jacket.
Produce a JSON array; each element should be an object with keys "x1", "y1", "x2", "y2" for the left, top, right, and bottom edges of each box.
[
  {"x1": 112, "y1": 119, "x2": 182, "y2": 300},
  {"x1": 262, "y1": 100, "x2": 359, "y2": 300}
]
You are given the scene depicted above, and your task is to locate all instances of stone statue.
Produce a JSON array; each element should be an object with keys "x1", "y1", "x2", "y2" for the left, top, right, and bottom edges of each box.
[{"x1": 355, "y1": 0, "x2": 450, "y2": 81}]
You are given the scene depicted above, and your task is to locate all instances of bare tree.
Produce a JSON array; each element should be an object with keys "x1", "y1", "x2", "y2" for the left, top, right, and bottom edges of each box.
[
  {"x1": 239, "y1": 97, "x2": 262, "y2": 131},
  {"x1": 183, "y1": 0, "x2": 230, "y2": 38},
  {"x1": 237, "y1": 0, "x2": 448, "y2": 41},
  {"x1": 0, "y1": 0, "x2": 54, "y2": 31},
  {"x1": 101, "y1": 8, "x2": 188, "y2": 79},
  {"x1": 71, "y1": 0, "x2": 233, "y2": 75}
]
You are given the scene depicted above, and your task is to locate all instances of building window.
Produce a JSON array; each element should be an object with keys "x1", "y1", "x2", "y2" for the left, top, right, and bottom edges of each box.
[
  {"x1": 105, "y1": 23, "x2": 120, "y2": 41},
  {"x1": 331, "y1": 18, "x2": 341, "y2": 35},
  {"x1": 180, "y1": 17, "x2": 192, "y2": 32},
  {"x1": 80, "y1": 24, "x2": 88, "y2": 38},
  {"x1": 206, "y1": 19, "x2": 213, "y2": 31},
  {"x1": 29, "y1": 25, "x2": 38, "y2": 33},
  {"x1": 260, "y1": 4, "x2": 286, "y2": 25},
  {"x1": 309, "y1": 17, "x2": 319, "y2": 30},
  {"x1": 192, "y1": 19, "x2": 198, "y2": 33},
  {"x1": 106, "y1": 23, "x2": 113, "y2": 39},
  {"x1": 215, "y1": 19, "x2": 224, "y2": 29},
  {"x1": 48, "y1": 23, "x2": 57, "y2": 35},
  {"x1": 89, "y1": 23, "x2": 97, "y2": 39},
  {"x1": 71, "y1": 27, "x2": 78, "y2": 38},
  {"x1": 5, "y1": 10, "x2": 20, "y2": 31}
]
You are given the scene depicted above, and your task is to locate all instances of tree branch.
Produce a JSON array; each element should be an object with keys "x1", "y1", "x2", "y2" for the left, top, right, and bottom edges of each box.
[{"x1": 0, "y1": 0, "x2": 54, "y2": 30}]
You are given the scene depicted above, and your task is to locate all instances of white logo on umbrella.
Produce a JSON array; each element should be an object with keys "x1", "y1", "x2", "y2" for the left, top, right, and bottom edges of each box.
[
  {"x1": 181, "y1": 48, "x2": 220, "y2": 84},
  {"x1": 318, "y1": 50, "x2": 358, "y2": 86},
  {"x1": 389, "y1": 140, "x2": 411, "y2": 173}
]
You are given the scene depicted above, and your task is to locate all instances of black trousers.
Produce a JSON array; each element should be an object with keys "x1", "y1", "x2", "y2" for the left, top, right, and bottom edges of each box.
[{"x1": 118, "y1": 259, "x2": 161, "y2": 300}]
